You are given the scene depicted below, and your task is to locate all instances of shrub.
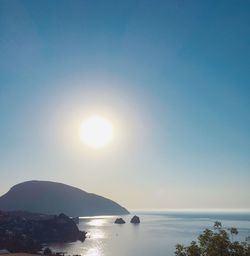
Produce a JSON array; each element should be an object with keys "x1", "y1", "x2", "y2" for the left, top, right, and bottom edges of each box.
[{"x1": 175, "y1": 222, "x2": 250, "y2": 256}]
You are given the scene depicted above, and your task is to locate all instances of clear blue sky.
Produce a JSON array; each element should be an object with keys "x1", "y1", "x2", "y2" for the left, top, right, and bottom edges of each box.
[{"x1": 0, "y1": 0, "x2": 249, "y2": 209}]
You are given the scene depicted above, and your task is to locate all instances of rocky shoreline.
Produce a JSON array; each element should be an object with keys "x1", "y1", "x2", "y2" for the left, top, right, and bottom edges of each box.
[{"x1": 0, "y1": 211, "x2": 86, "y2": 253}]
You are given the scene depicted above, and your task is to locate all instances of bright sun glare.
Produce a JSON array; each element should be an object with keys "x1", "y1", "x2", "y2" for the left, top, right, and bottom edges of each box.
[{"x1": 80, "y1": 116, "x2": 113, "y2": 148}]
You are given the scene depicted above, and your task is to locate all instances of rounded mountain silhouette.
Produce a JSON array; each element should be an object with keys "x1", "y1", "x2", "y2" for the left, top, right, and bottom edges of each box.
[{"x1": 0, "y1": 180, "x2": 129, "y2": 216}]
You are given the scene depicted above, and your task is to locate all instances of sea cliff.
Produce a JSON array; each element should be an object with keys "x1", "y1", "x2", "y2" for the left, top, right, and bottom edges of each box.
[{"x1": 0, "y1": 211, "x2": 86, "y2": 253}]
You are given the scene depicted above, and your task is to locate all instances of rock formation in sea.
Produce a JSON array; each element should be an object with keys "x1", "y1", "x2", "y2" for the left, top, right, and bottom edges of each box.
[
  {"x1": 0, "y1": 180, "x2": 129, "y2": 216},
  {"x1": 130, "y1": 215, "x2": 140, "y2": 224},
  {"x1": 114, "y1": 217, "x2": 126, "y2": 224}
]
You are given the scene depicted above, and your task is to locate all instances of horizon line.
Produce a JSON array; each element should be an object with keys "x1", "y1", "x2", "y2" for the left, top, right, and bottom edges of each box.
[{"x1": 129, "y1": 208, "x2": 250, "y2": 213}]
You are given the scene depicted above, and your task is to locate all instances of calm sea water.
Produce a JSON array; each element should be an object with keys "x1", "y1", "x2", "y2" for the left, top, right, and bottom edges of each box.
[{"x1": 48, "y1": 211, "x2": 250, "y2": 256}]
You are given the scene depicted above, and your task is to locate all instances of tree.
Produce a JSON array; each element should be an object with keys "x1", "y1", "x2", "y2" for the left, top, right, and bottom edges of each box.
[{"x1": 175, "y1": 222, "x2": 250, "y2": 256}]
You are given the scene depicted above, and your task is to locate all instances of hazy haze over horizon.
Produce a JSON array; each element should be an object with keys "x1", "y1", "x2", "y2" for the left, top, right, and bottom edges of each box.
[{"x1": 0, "y1": 0, "x2": 249, "y2": 210}]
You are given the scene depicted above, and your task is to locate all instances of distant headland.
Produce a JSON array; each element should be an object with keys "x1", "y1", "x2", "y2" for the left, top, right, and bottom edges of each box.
[{"x1": 0, "y1": 180, "x2": 129, "y2": 216}]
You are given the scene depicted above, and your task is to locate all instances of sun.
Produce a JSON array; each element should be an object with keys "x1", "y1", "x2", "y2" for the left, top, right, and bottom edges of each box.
[{"x1": 80, "y1": 116, "x2": 113, "y2": 148}]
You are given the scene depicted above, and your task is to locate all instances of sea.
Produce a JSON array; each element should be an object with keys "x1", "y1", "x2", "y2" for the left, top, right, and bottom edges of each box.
[{"x1": 48, "y1": 210, "x2": 250, "y2": 256}]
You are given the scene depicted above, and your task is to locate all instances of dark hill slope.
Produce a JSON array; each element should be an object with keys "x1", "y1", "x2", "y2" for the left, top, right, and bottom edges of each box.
[{"x1": 0, "y1": 180, "x2": 129, "y2": 216}]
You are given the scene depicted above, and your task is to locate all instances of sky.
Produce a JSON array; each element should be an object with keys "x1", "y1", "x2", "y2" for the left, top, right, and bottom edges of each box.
[{"x1": 0, "y1": 0, "x2": 249, "y2": 210}]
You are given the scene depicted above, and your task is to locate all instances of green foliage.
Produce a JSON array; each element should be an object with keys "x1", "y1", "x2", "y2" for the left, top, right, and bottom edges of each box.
[{"x1": 175, "y1": 222, "x2": 250, "y2": 256}]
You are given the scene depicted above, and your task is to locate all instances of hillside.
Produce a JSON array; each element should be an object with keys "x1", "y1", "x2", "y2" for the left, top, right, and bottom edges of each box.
[{"x1": 0, "y1": 180, "x2": 129, "y2": 216}]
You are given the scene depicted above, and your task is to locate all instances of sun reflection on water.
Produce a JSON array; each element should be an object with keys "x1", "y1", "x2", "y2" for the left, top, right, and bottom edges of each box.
[
  {"x1": 88, "y1": 218, "x2": 107, "y2": 227},
  {"x1": 90, "y1": 228, "x2": 105, "y2": 239},
  {"x1": 85, "y1": 246, "x2": 102, "y2": 256}
]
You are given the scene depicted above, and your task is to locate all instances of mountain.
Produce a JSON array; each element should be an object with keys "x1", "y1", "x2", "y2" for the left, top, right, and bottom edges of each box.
[{"x1": 0, "y1": 180, "x2": 129, "y2": 216}]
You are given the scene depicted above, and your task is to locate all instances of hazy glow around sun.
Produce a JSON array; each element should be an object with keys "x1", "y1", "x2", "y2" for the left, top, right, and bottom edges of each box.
[{"x1": 80, "y1": 116, "x2": 113, "y2": 148}]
